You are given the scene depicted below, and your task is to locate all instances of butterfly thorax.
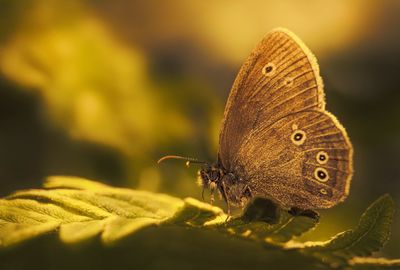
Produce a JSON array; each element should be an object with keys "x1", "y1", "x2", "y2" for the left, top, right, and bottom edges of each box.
[{"x1": 199, "y1": 163, "x2": 252, "y2": 207}]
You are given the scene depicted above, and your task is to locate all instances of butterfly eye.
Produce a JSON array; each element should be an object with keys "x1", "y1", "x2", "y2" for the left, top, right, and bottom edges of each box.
[
  {"x1": 291, "y1": 130, "x2": 306, "y2": 145},
  {"x1": 319, "y1": 188, "x2": 328, "y2": 195},
  {"x1": 316, "y1": 151, "x2": 329, "y2": 164},
  {"x1": 284, "y1": 77, "x2": 294, "y2": 87},
  {"x1": 314, "y1": 167, "x2": 329, "y2": 182},
  {"x1": 262, "y1": 63, "x2": 275, "y2": 77},
  {"x1": 210, "y1": 170, "x2": 219, "y2": 181}
]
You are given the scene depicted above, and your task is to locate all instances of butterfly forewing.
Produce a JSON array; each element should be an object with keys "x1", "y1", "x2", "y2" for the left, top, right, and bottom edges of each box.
[
  {"x1": 219, "y1": 28, "x2": 325, "y2": 170},
  {"x1": 218, "y1": 28, "x2": 353, "y2": 209}
]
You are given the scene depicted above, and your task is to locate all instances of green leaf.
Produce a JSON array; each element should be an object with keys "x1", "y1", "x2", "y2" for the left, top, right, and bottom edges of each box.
[
  {"x1": 168, "y1": 197, "x2": 225, "y2": 226},
  {"x1": 60, "y1": 220, "x2": 105, "y2": 244},
  {"x1": 1, "y1": 177, "x2": 317, "y2": 247},
  {"x1": 0, "y1": 176, "x2": 184, "y2": 246},
  {"x1": 0, "y1": 221, "x2": 59, "y2": 247},
  {"x1": 0, "y1": 176, "x2": 398, "y2": 270},
  {"x1": 348, "y1": 257, "x2": 400, "y2": 270},
  {"x1": 300, "y1": 194, "x2": 395, "y2": 266}
]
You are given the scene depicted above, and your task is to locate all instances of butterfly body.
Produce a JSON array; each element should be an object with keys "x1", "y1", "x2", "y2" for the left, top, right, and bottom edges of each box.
[
  {"x1": 199, "y1": 163, "x2": 251, "y2": 208},
  {"x1": 161, "y1": 28, "x2": 353, "y2": 213}
]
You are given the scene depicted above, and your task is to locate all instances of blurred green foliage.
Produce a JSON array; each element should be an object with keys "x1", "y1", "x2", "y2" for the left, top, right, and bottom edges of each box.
[{"x1": 0, "y1": 0, "x2": 400, "y2": 267}]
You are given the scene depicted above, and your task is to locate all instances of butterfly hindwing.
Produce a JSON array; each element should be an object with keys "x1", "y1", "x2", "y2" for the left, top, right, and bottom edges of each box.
[
  {"x1": 300, "y1": 111, "x2": 352, "y2": 208},
  {"x1": 231, "y1": 110, "x2": 352, "y2": 209}
]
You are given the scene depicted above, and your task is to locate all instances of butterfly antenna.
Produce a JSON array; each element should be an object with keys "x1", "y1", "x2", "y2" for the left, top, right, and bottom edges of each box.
[{"x1": 157, "y1": 155, "x2": 207, "y2": 167}]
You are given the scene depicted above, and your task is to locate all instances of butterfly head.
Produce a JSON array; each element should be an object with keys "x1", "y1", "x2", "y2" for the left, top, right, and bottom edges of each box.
[
  {"x1": 157, "y1": 155, "x2": 223, "y2": 204},
  {"x1": 158, "y1": 155, "x2": 252, "y2": 211},
  {"x1": 198, "y1": 164, "x2": 221, "y2": 188}
]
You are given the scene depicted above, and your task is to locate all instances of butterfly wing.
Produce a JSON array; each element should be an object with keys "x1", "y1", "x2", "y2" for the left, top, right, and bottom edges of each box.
[
  {"x1": 218, "y1": 28, "x2": 353, "y2": 209},
  {"x1": 219, "y1": 28, "x2": 325, "y2": 169},
  {"x1": 232, "y1": 110, "x2": 353, "y2": 209}
]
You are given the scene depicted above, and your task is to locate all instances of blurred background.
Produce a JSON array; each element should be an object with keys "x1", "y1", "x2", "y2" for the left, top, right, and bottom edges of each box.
[{"x1": 0, "y1": 0, "x2": 399, "y2": 258}]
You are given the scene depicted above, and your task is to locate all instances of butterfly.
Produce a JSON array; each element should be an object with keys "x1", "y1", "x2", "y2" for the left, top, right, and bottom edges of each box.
[{"x1": 158, "y1": 28, "x2": 353, "y2": 217}]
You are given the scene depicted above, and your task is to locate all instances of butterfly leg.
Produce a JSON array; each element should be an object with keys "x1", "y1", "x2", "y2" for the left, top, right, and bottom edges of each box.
[
  {"x1": 288, "y1": 207, "x2": 320, "y2": 221},
  {"x1": 209, "y1": 181, "x2": 217, "y2": 205},
  {"x1": 220, "y1": 180, "x2": 231, "y2": 217},
  {"x1": 241, "y1": 185, "x2": 253, "y2": 207},
  {"x1": 210, "y1": 192, "x2": 215, "y2": 205},
  {"x1": 219, "y1": 174, "x2": 235, "y2": 221}
]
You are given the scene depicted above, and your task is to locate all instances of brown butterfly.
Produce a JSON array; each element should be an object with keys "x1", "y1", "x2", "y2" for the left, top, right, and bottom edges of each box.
[{"x1": 159, "y1": 28, "x2": 353, "y2": 217}]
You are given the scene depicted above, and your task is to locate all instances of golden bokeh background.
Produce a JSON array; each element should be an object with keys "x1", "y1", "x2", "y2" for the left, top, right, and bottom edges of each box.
[{"x1": 1, "y1": 0, "x2": 399, "y2": 258}]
